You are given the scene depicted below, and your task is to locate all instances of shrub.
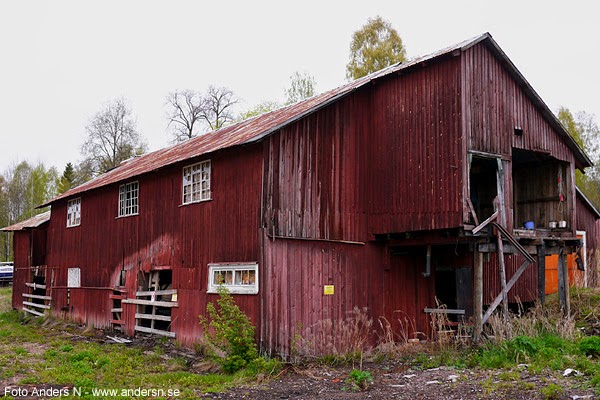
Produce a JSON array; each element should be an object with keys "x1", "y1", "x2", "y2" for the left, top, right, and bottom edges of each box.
[
  {"x1": 579, "y1": 336, "x2": 600, "y2": 358},
  {"x1": 540, "y1": 383, "x2": 564, "y2": 400},
  {"x1": 345, "y1": 369, "x2": 373, "y2": 391},
  {"x1": 200, "y1": 286, "x2": 258, "y2": 373}
]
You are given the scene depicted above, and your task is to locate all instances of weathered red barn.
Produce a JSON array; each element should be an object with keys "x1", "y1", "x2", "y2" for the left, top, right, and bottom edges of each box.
[{"x1": 2, "y1": 33, "x2": 595, "y2": 355}]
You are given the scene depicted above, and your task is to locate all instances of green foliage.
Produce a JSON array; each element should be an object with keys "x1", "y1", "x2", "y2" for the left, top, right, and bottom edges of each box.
[
  {"x1": 285, "y1": 71, "x2": 316, "y2": 105},
  {"x1": 557, "y1": 107, "x2": 600, "y2": 209},
  {"x1": 346, "y1": 16, "x2": 407, "y2": 80},
  {"x1": 345, "y1": 369, "x2": 373, "y2": 391},
  {"x1": 56, "y1": 162, "x2": 76, "y2": 194},
  {"x1": 579, "y1": 336, "x2": 600, "y2": 358},
  {"x1": 200, "y1": 286, "x2": 258, "y2": 373},
  {"x1": 540, "y1": 383, "x2": 564, "y2": 400},
  {"x1": 238, "y1": 100, "x2": 281, "y2": 121}
]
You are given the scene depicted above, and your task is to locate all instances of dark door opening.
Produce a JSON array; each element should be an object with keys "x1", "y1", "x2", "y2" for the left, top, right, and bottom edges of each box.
[{"x1": 470, "y1": 157, "x2": 498, "y2": 221}]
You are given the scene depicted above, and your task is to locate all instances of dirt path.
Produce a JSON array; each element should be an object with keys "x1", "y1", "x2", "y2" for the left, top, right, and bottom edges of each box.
[{"x1": 202, "y1": 364, "x2": 596, "y2": 400}]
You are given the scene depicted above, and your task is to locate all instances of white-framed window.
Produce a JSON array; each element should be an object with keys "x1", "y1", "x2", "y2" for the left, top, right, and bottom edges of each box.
[
  {"x1": 66, "y1": 198, "x2": 81, "y2": 227},
  {"x1": 118, "y1": 181, "x2": 139, "y2": 217},
  {"x1": 207, "y1": 262, "x2": 258, "y2": 294},
  {"x1": 182, "y1": 160, "x2": 211, "y2": 204},
  {"x1": 68, "y1": 267, "x2": 81, "y2": 288}
]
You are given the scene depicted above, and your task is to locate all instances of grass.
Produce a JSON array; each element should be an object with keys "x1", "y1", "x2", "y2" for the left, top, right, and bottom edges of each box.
[
  {"x1": 0, "y1": 286, "x2": 279, "y2": 399},
  {"x1": 409, "y1": 288, "x2": 600, "y2": 394}
]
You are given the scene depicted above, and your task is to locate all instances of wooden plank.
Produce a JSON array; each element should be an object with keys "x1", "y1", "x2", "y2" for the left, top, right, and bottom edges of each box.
[
  {"x1": 492, "y1": 222, "x2": 535, "y2": 263},
  {"x1": 497, "y1": 234, "x2": 510, "y2": 328},
  {"x1": 135, "y1": 313, "x2": 172, "y2": 322},
  {"x1": 134, "y1": 326, "x2": 176, "y2": 338},
  {"x1": 110, "y1": 319, "x2": 125, "y2": 325},
  {"x1": 111, "y1": 308, "x2": 123, "y2": 313},
  {"x1": 109, "y1": 294, "x2": 126, "y2": 300},
  {"x1": 482, "y1": 260, "x2": 531, "y2": 324},
  {"x1": 135, "y1": 289, "x2": 177, "y2": 297},
  {"x1": 473, "y1": 249, "x2": 483, "y2": 342},
  {"x1": 558, "y1": 248, "x2": 570, "y2": 314},
  {"x1": 25, "y1": 282, "x2": 46, "y2": 289},
  {"x1": 537, "y1": 245, "x2": 546, "y2": 304},
  {"x1": 22, "y1": 293, "x2": 52, "y2": 300},
  {"x1": 23, "y1": 307, "x2": 44, "y2": 317},
  {"x1": 122, "y1": 299, "x2": 178, "y2": 307},
  {"x1": 424, "y1": 308, "x2": 465, "y2": 315},
  {"x1": 472, "y1": 211, "x2": 499, "y2": 235},
  {"x1": 23, "y1": 301, "x2": 51, "y2": 310}
]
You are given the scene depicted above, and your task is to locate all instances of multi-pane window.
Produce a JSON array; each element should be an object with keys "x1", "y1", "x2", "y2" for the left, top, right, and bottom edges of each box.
[
  {"x1": 118, "y1": 181, "x2": 139, "y2": 217},
  {"x1": 182, "y1": 161, "x2": 211, "y2": 204},
  {"x1": 68, "y1": 267, "x2": 81, "y2": 288},
  {"x1": 207, "y1": 263, "x2": 258, "y2": 294},
  {"x1": 66, "y1": 198, "x2": 81, "y2": 227}
]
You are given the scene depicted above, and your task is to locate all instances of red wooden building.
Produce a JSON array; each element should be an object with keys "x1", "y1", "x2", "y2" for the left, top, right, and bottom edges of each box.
[{"x1": 2, "y1": 33, "x2": 596, "y2": 355}]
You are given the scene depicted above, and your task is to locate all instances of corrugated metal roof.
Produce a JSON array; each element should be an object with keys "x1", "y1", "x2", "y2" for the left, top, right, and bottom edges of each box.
[
  {"x1": 1, "y1": 211, "x2": 51, "y2": 231},
  {"x1": 577, "y1": 187, "x2": 600, "y2": 219},
  {"x1": 40, "y1": 32, "x2": 591, "y2": 207}
]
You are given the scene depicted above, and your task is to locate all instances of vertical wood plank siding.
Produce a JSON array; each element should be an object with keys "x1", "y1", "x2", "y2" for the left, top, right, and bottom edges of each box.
[
  {"x1": 576, "y1": 196, "x2": 600, "y2": 286},
  {"x1": 45, "y1": 145, "x2": 264, "y2": 345},
  {"x1": 462, "y1": 44, "x2": 578, "y2": 161},
  {"x1": 483, "y1": 254, "x2": 537, "y2": 303},
  {"x1": 11, "y1": 231, "x2": 30, "y2": 309},
  {"x1": 367, "y1": 56, "x2": 464, "y2": 234}
]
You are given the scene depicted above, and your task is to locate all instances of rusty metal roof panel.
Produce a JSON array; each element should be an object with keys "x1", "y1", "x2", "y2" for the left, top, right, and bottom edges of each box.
[
  {"x1": 1, "y1": 211, "x2": 51, "y2": 231},
  {"x1": 41, "y1": 32, "x2": 589, "y2": 207}
]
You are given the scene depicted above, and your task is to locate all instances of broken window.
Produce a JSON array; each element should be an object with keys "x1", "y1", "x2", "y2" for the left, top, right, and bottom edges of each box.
[
  {"x1": 208, "y1": 263, "x2": 258, "y2": 294},
  {"x1": 182, "y1": 160, "x2": 211, "y2": 204},
  {"x1": 118, "y1": 181, "x2": 139, "y2": 217},
  {"x1": 66, "y1": 198, "x2": 81, "y2": 227}
]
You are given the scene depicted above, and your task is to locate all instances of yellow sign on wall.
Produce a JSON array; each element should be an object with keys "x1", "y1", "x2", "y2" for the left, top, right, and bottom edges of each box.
[{"x1": 323, "y1": 285, "x2": 334, "y2": 295}]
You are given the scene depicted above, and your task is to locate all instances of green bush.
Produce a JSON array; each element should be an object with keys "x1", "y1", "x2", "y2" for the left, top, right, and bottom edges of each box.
[
  {"x1": 345, "y1": 369, "x2": 373, "y2": 391},
  {"x1": 200, "y1": 286, "x2": 258, "y2": 373},
  {"x1": 579, "y1": 336, "x2": 600, "y2": 358}
]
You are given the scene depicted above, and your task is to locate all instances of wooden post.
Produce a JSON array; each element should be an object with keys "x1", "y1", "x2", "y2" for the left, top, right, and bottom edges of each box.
[
  {"x1": 557, "y1": 247, "x2": 570, "y2": 315},
  {"x1": 496, "y1": 233, "x2": 509, "y2": 330},
  {"x1": 537, "y1": 245, "x2": 546, "y2": 305},
  {"x1": 473, "y1": 248, "x2": 483, "y2": 343}
]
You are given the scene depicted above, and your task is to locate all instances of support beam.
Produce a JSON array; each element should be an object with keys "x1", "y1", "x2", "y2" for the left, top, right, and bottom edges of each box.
[
  {"x1": 557, "y1": 248, "x2": 570, "y2": 315},
  {"x1": 483, "y1": 260, "x2": 531, "y2": 324},
  {"x1": 537, "y1": 245, "x2": 546, "y2": 304},
  {"x1": 473, "y1": 249, "x2": 483, "y2": 342},
  {"x1": 496, "y1": 235, "x2": 510, "y2": 330}
]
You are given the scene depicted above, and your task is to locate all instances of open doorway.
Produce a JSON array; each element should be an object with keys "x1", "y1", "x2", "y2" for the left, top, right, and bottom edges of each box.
[
  {"x1": 512, "y1": 149, "x2": 571, "y2": 230},
  {"x1": 470, "y1": 156, "x2": 498, "y2": 221}
]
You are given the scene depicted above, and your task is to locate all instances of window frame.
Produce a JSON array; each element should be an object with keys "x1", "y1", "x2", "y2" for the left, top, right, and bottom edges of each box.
[
  {"x1": 118, "y1": 181, "x2": 139, "y2": 217},
  {"x1": 66, "y1": 197, "x2": 81, "y2": 228},
  {"x1": 207, "y1": 262, "x2": 258, "y2": 295},
  {"x1": 67, "y1": 267, "x2": 81, "y2": 288},
  {"x1": 182, "y1": 160, "x2": 211, "y2": 205}
]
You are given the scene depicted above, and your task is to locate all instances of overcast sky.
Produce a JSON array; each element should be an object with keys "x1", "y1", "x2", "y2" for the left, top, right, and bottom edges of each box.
[{"x1": 1, "y1": 0, "x2": 598, "y2": 174}]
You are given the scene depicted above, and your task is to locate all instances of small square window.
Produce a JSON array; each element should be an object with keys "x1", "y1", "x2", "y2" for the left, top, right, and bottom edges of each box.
[
  {"x1": 182, "y1": 161, "x2": 211, "y2": 204},
  {"x1": 118, "y1": 181, "x2": 139, "y2": 217},
  {"x1": 67, "y1": 198, "x2": 81, "y2": 227},
  {"x1": 68, "y1": 267, "x2": 81, "y2": 288},
  {"x1": 207, "y1": 263, "x2": 258, "y2": 294}
]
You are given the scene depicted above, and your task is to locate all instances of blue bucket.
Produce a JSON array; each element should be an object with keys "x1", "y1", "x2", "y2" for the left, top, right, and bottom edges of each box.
[{"x1": 524, "y1": 221, "x2": 535, "y2": 230}]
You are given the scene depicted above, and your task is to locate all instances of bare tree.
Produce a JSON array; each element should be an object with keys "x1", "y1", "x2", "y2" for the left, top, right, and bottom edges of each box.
[
  {"x1": 201, "y1": 85, "x2": 238, "y2": 131},
  {"x1": 81, "y1": 98, "x2": 147, "y2": 175},
  {"x1": 166, "y1": 90, "x2": 205, "y2": 142},
  {"x1": 166, "y1": 86, "x2": 239, "y2": 142}
]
